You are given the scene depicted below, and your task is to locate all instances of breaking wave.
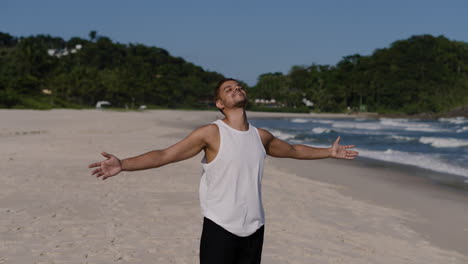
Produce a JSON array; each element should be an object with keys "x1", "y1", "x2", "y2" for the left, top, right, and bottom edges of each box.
[
  {"x1": 357, "y1": 148, "x2": 468, "y2": 178},
  {"x1": 419, "y1": 137, "x2": 468, "y2": 148}
]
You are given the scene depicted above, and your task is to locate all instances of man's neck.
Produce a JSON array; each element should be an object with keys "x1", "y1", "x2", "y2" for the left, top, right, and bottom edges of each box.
[{"x1": 222, "y1": 108, "x2": 249, "y2": 131}]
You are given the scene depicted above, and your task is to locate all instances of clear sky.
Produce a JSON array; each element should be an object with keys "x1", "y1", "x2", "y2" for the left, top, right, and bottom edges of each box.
[{"x1": 2, "y1": 0, "x2": 467, "y2": 85}]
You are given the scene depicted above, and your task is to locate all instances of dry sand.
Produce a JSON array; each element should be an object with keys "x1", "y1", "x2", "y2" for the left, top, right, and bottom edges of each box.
[{"x1": 0, "y1": 109, "x2": 467, "y2": 264}]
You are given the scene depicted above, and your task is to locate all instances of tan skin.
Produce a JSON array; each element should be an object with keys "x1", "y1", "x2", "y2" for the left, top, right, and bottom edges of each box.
[{"x1": 88, "y1": 80, "x2": 359, "y2": 180}]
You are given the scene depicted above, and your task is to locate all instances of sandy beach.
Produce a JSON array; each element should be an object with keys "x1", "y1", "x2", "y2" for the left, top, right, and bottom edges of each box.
[{"x1": 1, "y1": 109, "x2": 467, "y2": 264}]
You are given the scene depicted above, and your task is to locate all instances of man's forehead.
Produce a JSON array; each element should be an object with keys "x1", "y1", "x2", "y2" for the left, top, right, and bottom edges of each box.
[{"x1": 221, "y1": 80, "x2": 239, "y2": 88}]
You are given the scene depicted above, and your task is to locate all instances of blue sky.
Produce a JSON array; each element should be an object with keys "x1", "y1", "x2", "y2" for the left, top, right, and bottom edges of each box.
[{"x1": 2, "y1": 0, "x2": 467, "y2": 85}]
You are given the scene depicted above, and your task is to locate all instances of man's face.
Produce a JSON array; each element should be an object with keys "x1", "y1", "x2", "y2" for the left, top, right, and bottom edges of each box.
[{"x1": 217, "y1": 80, "x2": 248, "y2": 111}]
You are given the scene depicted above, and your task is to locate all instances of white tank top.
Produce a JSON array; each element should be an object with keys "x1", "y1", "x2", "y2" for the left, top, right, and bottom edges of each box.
[{"x1": 199, "y1": 119, "x2": 266, "y2": 237}]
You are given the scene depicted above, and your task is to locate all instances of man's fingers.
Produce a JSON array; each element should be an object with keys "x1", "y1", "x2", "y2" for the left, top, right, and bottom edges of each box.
[
  {"x1": 334, "y1": 136, "x2": 341, "y2": 145},
  {"x1": 346, "y1": 152, "x2": 359, "y2": 157},
  {"x1": 88, "y1": 162, "x2": 101, "y2": 168},
  {"x1": 345, "y1": 145, "x2": 356, "y2": 149},
  {"x1": 101, "y1": 152, "x2": 112, "y2": 159},
  {"x1": 345, "y1": 151, "x2": 359, "y2": 160},
  {"x1": 89, "y1": 153, "x2": 114, "y2": 179}
]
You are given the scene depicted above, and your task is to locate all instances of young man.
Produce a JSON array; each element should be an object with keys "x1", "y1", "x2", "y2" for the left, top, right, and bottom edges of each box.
[{"x1": 88, "y1": 78, "x2": 359, "y2": 264}]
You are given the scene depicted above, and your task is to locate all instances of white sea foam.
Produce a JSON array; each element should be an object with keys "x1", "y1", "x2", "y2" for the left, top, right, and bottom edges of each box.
[
  {"x1": 289, "y1": 139, "x2": 303, "y2": 144},
  {"x1": 456, "y1": 126, "x2": 468, "y2": 133},
  {"x1": 299, "y1": 141, "x2": 468, "y2": 178},
  {"x1": 311, "y1": 127, "x2": 332, "y2": 134},
  {"x1": 310, "y1": 119, "x2": 334, "y2": 124},
  {"x1": 291, "y1": 118, "x2": 309, "y2": 123},
  {"x1": 332, "y1": 119, "x2": 445, "y2": 132},
  {"x1": 419, "y1": 137, "x2": 468, "y2": 148},
  {"x1": 300, "y1": 145, "x2": 468, "y2": 178},
  {"x1": 269, "y1": 129, "x2": 296, "y2": 141},
  {"x1": 439, "y1": 117, "x2": 468, "y2": 124},
  {"x1": 405, "y1": 126, "x2": 450, "y2": 133},
  {"x1": 380, "y1": 118, "x2": 450, "y2": 133},
  {"x1": 380, "y1": 118, "x2": 410, "y2": 122},
  {"x1": 332, "y1": 128, "x2": 395, "y2": 136},
  {"x1": 357, "y1": 148, "x2": 468, "y2": 178},
  {"x1": 389, "y1": 135, "x2": 416, "y2": 141},
  {"x1": 380, "y1": 119, "x2": 402, "y2": 127},
  {"x1": 379, "y1": 118, "x2": 410, "y2": 127},
  {"x1": 290, "y1": 118, "x2": 335, "y2": 124},
  {"x1": 332, "y1": 122, "x2": 383, "y2": 130}
]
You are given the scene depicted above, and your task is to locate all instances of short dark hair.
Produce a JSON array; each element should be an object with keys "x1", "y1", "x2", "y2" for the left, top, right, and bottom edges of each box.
[
  {"x1": 214, "y1": 78, "x2": 238, "y2": 101},
  {"x1": 214, "y1": 78, "x2": 238, "y2": 114}
]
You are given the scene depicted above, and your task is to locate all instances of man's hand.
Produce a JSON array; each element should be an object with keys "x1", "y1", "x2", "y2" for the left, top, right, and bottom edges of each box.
[
  {"x1": 88, "y1": 152, "x2": 122, "y2": 180},
  {"x1": 330, "y1": 136, "x2": 359, "y2": 159}
]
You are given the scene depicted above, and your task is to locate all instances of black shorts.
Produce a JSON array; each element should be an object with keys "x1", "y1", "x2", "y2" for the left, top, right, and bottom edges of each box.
[{"x1": 200, "y1": 217, "x2": 264, "y2": 264}]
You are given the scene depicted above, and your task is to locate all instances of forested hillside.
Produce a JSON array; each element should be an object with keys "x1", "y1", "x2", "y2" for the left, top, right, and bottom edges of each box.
[
  {"x1": 252, "y1": 35, "x2": 468, "y2": 114},
  {"x1": 1, "y1": 32, "x2": 467, "y2": 114},
  {"x1": 0, "y1": 31, "x2": 224, "y2": 109}
]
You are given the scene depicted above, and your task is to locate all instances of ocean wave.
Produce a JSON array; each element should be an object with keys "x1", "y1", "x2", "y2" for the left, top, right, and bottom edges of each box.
[
  {"x1": 300, "y1": 144, "x2": 468, "y2": 178},
  {"x1": 355, "y1": 117, "x2": 370, "y2": 121},
  {"x1": 419, "y1": 137, "x2": 468, "y2": 148},
  {"x1": 310, "y1": 119, "x2": 334, "y2": 124},
  {"x1": 379, "y1": 118, "x2": 410, "y2": 126},
  {"x1": 456, "y1": 126, "x2": 468, "y2": 133},
  {"x1": 357, "y1": 148, "x2": 468, "y2": 178},
  {"x1": 405, "y1": 127, "x2": 450, "y2": 133},
  {"x1": 332, "y1": 122, "x2": 383, "y2": 130},
  {"x1": 332, "y1": 119, "x2": 446, "y2": 132},
  {"x1": 439, "y1": 117, "x2": 468, "y2": 124},
  {"x1": 388, "y1": 135, "x2": 416, "y2": 141},
  {"x1": 380, "y1": 118, "x2": 451, "y2": 133},
  {"x1": 311, "y1": 127, "x2": 332, "y2": 134},
  {"x1": 291, "y1": 118, "x2": 309, "y2": 123},
  {"x1": 289, "y1": 139, "x2": 303, "y2": 144},
  {"x1": 269, "y1": 129, "x2": 296, "y2": 141},
  {"x1": 290, "y1": 118, "x2": 335, "y2": 124},
  {"x1": 332, "y1": 128, "x2": 395, "y2": 136}
]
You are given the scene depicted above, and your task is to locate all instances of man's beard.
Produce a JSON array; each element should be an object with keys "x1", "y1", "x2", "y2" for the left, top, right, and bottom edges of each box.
[{"x1": 233, "y1": 98, "x2": 248, "y2": 108}]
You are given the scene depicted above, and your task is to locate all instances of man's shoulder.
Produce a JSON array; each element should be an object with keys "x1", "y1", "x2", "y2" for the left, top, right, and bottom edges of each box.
[
  {"x1": 192, "y1": 123, "x2": 219, "y2": 138},
  {"x1": 256, "y1": 127, "x2": 273, "y2": 138},
  {"x1": 200, "y1": 123, "x2": 219, "y2": 131}
]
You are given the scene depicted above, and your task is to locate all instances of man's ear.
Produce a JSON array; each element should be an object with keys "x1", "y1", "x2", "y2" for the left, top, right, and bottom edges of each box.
[{"x1": 216, "y1": 99, "x2": 224, "y2": 111}]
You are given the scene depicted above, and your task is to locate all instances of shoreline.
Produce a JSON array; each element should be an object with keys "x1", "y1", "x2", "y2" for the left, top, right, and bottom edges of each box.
[
  {"x1": 357, "y1": 156, "x2": 468, "y2": 193},
  {"x1": 3, "y1": 107, "x2": 467, "y2": 119},
  {"x1": 269, "y1": 157, "x2": 468, "y2": 255}
]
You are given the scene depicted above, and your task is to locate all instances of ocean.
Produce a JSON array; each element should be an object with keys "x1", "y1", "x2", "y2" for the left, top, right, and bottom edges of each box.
[{"x1": 250, "y1": 116, "x2": 468, "y2": 190}]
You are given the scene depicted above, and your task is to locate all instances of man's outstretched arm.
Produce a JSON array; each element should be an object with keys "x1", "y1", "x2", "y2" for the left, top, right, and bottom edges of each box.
[
  {"x1": 258, "y1": 128, "x2": 359, "y2": 160},
  {"x1": 88, "y1": 125, "x2": 211, "y2": 180}
]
